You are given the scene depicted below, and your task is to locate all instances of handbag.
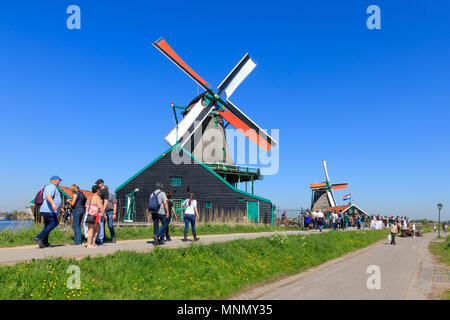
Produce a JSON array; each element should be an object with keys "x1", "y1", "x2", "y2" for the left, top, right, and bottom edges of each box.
[
  {"x1": 85, "y1": 213, "x2": 96, "y2": 225},
  {"x1": 85, "y1": 202, "x2": 97, "y2": 225}
]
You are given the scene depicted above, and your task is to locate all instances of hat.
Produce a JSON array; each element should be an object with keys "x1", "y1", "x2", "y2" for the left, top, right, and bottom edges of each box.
[
  {"x1": 51, "y1": 175, "x2": 62, "y2": 181},
  {"x1": 95, "y1": 179, "x2": 104, "y2": 185}
]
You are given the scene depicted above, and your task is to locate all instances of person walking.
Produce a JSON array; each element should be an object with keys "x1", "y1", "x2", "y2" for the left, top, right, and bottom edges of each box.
[
  {"x1": 85, "y1": 185, "x2": 105, "y2": 248},
  {"x1": 66, "y1": 184, "x2": 86, "y2": 245},
  {"x1": 390, "y1": 222, "x2": 398, "y2": 245},
  {"x1": 149, "y1": 183, "x2": 169, "y2": 245},
  {"x1": 34, "y1": 176, "x2": 63, "y2": 248},
  {"x1": 163, "y1": 192, "x2": 177, "y2": 241},
  {"x1": 411, "y1": 222, "x2": 416, "y2": 238},
  {"x1": 344, "y1": 213, "x2": 349, "y2": 231},
  {"x1": 182, "y1": 192, "x2": 200, "y2": 242},
  {"x1": 304, "y1": 212, "x2": 310, "y2": 231},
  {"x1": 95, "y1": 179, "x2": 109, "y2": 245},
  {"x1": 331, "y1": 211, "x2": 337, "y2": 230},
  {"x1": 317, "y1": 210, "x2": 324, "y2": 232},
  {"x1": 101, "y1": 186, "x2": 117, "y2": 243},
  {"x1": 433, "y1": 224, "x2": 437, "y2": 233}
]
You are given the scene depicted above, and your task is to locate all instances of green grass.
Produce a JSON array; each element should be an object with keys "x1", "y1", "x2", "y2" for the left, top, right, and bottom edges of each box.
[
  {"x1": 428, "y1": 235, "x2": 450, "y2": 300},
  {"x1": 0, "y1": 223, "x2": 286, "y2": 248},
  {"x1": 0, "y1": 229, "x2": 387, "y2": 300},
  {"x1": 429, "y1": 235, "x2": 450, "y2": 266}
]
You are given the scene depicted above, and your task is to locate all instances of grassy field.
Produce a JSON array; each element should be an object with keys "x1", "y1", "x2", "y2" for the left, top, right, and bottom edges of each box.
[
  {"x1": 429, "y1": 235, "x2": 450, "y2": 300},
  {"x1": 0, "y1": 229, "x2": 386, "y2": 300},
  {"x1": 0, "y1": 223, "x2": 286, "y2": 248}
]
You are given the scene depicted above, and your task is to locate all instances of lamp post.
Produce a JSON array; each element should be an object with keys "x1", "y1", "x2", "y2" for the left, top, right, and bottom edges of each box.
[{"x1": 437, "y1": 203, "x2": 443, "y2": 237}]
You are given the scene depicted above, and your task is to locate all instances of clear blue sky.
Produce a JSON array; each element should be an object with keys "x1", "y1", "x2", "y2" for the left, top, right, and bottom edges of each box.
[{"x1": 0, "y1": 1, "x2": 449, "y2": 220}]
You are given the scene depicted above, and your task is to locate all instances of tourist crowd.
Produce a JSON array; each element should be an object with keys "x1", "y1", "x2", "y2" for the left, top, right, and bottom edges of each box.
[{"x1": 33, "y1": 176, "x2": 200, "y2": 249}]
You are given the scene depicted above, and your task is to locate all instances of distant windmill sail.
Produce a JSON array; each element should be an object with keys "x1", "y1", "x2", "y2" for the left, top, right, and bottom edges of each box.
[{"x1": 218, "y1": 53, "x2": 257, "y2": 99}]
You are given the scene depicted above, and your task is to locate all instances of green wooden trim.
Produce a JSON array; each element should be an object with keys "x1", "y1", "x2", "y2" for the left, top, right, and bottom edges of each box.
[
  {"x1": 115, "y1": 145, "x2": 177, "y2": 193},
  {"x1": 57, "y1": 187, "x2": 72, "y2": 200}
]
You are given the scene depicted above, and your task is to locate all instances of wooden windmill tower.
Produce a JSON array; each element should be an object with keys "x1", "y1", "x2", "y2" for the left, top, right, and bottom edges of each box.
[
  {"x1": 152, "y1": 37, "x2": 278, "y2": 191},
  {"x1": 310, "y1": 160, "x2": 348, "y2": 211}
]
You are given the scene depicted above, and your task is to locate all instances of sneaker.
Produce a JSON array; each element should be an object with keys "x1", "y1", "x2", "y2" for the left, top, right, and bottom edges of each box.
[
  {"x1": 111, "y1": 237, "x2": 116, "y2": 243},
  {"x1": 165, "y1": 238, "x2": 171, "y2": 241},
  {"x1": 71, "y1": 242, "x2": 81, "y2": 246},
  {"x1": 34, "y1": 237, "x2": 46, "y2": 249},
  {"x1": 152, "y1": 235, "x2": 159, "y2": 245}
]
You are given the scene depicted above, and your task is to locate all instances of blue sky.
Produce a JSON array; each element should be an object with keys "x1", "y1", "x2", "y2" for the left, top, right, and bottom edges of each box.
[{"x1": 0, "y1": 1, "x2": 449, "y2": 219}]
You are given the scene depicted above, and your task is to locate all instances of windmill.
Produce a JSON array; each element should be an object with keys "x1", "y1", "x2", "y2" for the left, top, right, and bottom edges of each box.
[
  {"x1": 310, "y1": 160, "x2": 348, "y2": 211},
  {"x1": 152, "y1": 37, "x2": 277, "y2": 189}
]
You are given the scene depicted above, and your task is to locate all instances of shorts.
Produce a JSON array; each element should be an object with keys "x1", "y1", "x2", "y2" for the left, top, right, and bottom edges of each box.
[{"x1": 305, "y1": 222, "x2": 310, "y2": 228}]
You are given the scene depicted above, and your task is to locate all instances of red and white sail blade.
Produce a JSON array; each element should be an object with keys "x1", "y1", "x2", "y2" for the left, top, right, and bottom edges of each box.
[
  {"x1": 219, "y1": 100, "x2": 277, "y2": 152},
  {"x1": 218, "y1": 53, "x2": 257, "y2": 99},
  {"x1": 152, "y1": 37, "x2": 211, "y2": 90}
]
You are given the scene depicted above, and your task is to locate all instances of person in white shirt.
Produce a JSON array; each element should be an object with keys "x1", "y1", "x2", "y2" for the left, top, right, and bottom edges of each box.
[
  {"x1": 316, "y1": 210, "x2": 325, "y2": 232},
  {"x1": 182, "y1": 192, "x2": 200, "y2": 242},
  {"x1": 331, "y1": 212, "x2": 338, "y2": 230}
]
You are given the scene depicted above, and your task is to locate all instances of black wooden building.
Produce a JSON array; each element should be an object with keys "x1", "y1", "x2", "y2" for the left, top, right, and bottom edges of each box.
[{"x1": 115, "y1": 145, "x2": 274, "y2": 224}]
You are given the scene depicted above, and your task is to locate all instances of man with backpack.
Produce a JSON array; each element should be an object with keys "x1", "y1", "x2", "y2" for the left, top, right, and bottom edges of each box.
[
  {"x1": 34, "y1": 176, "x2": 63, "y2": 248},
  {"x1": 149, "y1": 183, "x2": 169, "y2": 245}
]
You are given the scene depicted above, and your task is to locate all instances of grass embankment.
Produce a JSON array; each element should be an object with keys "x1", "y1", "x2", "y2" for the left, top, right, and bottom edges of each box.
[
  {"x1": 0, "y1": 223, "x2": 285, "y2": 248},
  {"x1": 0, "y1": 229, "x2": 386, "y2": 300},
  {"x1": 429, "y1": 235, "x2": 450, "y2": 300}
]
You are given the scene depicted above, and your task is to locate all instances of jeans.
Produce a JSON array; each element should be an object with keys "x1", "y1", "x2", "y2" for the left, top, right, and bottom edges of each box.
[
  {"x1": 37, "y1": 212, "x2": 59, "y2": 243},
  {"x1": 332, "y1": 223, "x2": 337, "y2": 230},
  {"x1": 165, "y1": 216, "x2": 172, "y2": 240},
  {"x1": 156, "y1": 214, "x2": 169, "y2": 239},
  {"x1": 152, "y1": 213, "x2": 161, "y2": 236},
  {"x1": 362, "y1": 222, "x2": 365, "y2": 230},
  {"x1": 72, "y1": 209, "x2": 84, "y2": 244},
  {"x1": 105, "y1": 211, "x2": 115, "y2": 238},
  {"x1": 344, "y1": 222, "x2": 348, "y2": 231},
  {"x1": 391, "y1": 232, "x2": 396, "y2": 244},
  {"x1": 96, "y1": 216, "x2": 105, "y2": 243},
  {"x1": 184, "y1": 214, "x2": 196, "y2": 233}
]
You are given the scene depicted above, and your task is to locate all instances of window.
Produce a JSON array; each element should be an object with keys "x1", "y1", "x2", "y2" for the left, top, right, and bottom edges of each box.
[
  {"x1": 205, "y1": 201, "x2": 213, "y2": 209},
  {"x1": 170, "y1": 176, "x2": 182, "y2": 187}
]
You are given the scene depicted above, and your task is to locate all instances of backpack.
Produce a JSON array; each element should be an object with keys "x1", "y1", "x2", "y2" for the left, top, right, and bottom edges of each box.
[
  {"x1": 34, "y1": 186, "x2": 46, "y2": 206},
  {"x1": 149, "y1": 191, "x2": 162, "y2": 212},
  {"x1": 34, "y1": 185, "x2": 57, "y2": 207}
]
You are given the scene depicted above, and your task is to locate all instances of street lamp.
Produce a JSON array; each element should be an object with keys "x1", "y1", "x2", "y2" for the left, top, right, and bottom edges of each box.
[{"x1": 437, "y1": 203, "x2": 443, "y2": 237}]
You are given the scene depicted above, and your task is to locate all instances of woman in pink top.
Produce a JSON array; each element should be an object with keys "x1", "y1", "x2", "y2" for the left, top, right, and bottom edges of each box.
[{"x1": 85, "y1": 185, "x2": 105, "y2": 248}]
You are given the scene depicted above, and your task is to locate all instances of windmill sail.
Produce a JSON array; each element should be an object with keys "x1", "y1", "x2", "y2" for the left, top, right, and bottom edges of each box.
[
  {"x1": 152, "y1": 37, "x2": 211, "y2": 90},
  {"x1": 165, "y1": 97, "x2": 214, "y2": 147},
  {"x1": 221, "y1": 100, "x2": 277, "y2": 151},
  {"x1": 218, "y1": 54, "x2": 257, "y2": 99}
]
